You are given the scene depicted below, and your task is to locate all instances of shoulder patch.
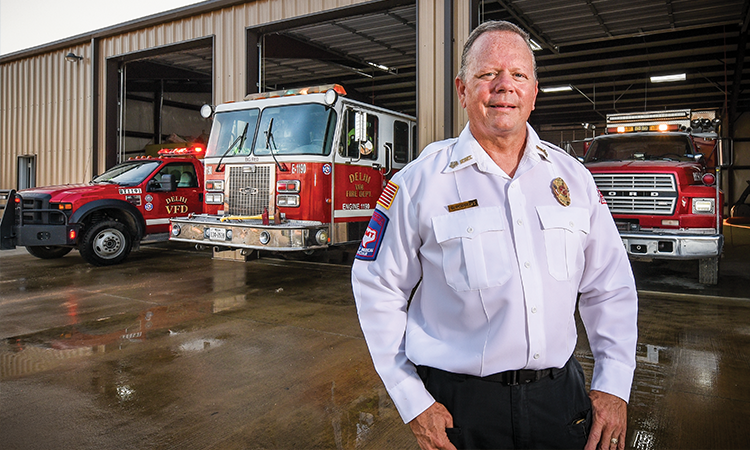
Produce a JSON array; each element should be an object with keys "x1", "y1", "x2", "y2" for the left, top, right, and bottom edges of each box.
[
  {"x1": 355, "y1": 209, "x2": 389, "y2": 261},
  {"x1": 377, "y1": 180, "x2": 399, "y2": 210}
]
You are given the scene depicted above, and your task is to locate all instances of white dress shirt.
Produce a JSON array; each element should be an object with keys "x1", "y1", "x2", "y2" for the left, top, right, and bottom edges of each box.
[{"x1": 351, "y1": 123, "x2": 638, "y2": 423}]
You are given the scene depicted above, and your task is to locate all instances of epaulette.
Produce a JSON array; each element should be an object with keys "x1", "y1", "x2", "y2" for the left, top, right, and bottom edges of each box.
[{"x1": 539, "y1": 140, "x2": 585, "y2": 165}]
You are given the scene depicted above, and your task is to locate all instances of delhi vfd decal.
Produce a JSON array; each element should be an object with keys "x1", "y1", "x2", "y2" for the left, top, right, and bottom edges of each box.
[{"x1": 356, "y1": 210, "x2": 389, "y2": 261}]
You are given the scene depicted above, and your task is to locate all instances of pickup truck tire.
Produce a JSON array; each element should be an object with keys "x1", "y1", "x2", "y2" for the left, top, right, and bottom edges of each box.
[
  {"x1": 79, "y1": 220, "x2": 132, "y2": 266},
  {"x1": 26, "y1": 245, "x2": 72, "y2": 259},
  {"x1": 698, "y1": 256, "x2": 719, "y2": 285}
]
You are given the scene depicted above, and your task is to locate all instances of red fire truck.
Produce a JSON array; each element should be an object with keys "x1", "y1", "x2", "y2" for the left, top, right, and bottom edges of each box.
[
  {"x1": 0, "y1": 148, "x2": 209, "y2": 266},
  {"x1": 583, "y1": 109, "x2": 723, "y2": 284},
  {"x1": 169, "y1": 84, "x2": 417, "y2": 257}
]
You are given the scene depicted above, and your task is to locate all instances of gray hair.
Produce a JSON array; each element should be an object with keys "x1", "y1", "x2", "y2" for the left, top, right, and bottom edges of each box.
[{"x1": 457, "y1": 20, "x2": 538, "y2": 81}]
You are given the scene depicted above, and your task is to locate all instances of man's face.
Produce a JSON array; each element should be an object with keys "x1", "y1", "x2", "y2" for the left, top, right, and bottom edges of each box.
[{"x1": 456, "y1": 31, "x2": 538, "y2": 143}]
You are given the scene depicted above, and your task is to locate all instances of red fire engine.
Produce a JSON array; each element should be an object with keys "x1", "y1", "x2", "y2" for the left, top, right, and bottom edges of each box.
[
  {"x1": 0, "y1": 148, "x2": 209, "y2": 266},
  {"x1": 583, "y1": 109, "x2": 723, "y2": 284},
  {"x1": 169, "y1": 85, "x2": 417, "y2": 257}
]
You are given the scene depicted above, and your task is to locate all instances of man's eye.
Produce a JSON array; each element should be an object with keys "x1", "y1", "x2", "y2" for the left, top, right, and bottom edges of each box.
[
  {"x1": 514, "y1": 73, "x2": 528, "y2": 79},
  {"x1": 479, "y1": 72, "x2": 496, "y2": 79}
]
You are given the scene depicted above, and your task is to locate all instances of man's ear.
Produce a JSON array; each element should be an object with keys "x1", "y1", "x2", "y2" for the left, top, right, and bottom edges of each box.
[{"x1": 455, "y1": 77, "x2": 467, "y2": 109}]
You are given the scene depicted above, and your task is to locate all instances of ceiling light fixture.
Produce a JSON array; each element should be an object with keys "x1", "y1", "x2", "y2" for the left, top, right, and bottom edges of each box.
[
  {"x1": 650, "y1": 73, "x2": 686, "y2": 83},
  {"x1": 540, "y1": 85, "x2": 573, "y2": 93}
]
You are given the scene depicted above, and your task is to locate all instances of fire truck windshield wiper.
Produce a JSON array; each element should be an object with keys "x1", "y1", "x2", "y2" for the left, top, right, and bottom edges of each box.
[
  {"x1": 216, "y1": 122, "x2": 249, "y2": 172},
  {"x1": 264, "y1": 118, "x2": 287, "y2": 172}
]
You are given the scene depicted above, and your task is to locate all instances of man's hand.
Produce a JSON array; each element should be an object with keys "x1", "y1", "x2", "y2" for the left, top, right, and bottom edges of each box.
[
  {"x1": 584, "y1": 390, "x2": 627, "y2": 450},
  {"x1": 408, "y1": 402, "x2": 457, "y2": 450}
]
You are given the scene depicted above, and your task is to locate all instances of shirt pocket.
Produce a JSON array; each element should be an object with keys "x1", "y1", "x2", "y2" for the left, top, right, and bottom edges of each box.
[
  {"x1": 432, "y1": 206, "x2": 513, "y2": 291},
  {"x1": 536, "y1": 206, "x2": 590, "y2": 281}
]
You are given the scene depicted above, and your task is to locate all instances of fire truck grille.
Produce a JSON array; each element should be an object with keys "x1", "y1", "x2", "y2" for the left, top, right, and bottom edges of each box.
[
  {"x1": 227, "y1": 165, "x2": 273, "y2": 216},
  {"x1": 592, "y1": 174, "x2": 677, "y2": 215}
]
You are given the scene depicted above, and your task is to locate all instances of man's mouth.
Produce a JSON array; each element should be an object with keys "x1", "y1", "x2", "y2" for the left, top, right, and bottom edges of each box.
[{"x1": 489, "y1": 103, "x2": 516, "y2": 110}]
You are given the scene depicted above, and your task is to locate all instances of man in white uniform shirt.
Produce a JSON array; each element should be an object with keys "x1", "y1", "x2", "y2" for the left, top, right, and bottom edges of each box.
[{"x1": 351, "y1": 21, "x2": 638, "y2": 450}]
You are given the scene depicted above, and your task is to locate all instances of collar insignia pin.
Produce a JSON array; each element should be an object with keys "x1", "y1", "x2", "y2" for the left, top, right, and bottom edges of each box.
[
  {"x1": 551, "y1": 177, "x2": 571, "y2": 207},
  {"x1": 449, "y1": 161, "x2": 458, "y2": 169},
  {"x1": 537, "y1": 145, "x2": 548, "y2": 158}
]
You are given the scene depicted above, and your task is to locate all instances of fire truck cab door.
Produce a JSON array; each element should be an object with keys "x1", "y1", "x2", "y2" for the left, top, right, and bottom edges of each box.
[
  {"x1": 334, "y1": 108, "x2": 387, "y2": 222},
  {"x1": 144, "y1": 162, "x2": 203, "y2": 233}
]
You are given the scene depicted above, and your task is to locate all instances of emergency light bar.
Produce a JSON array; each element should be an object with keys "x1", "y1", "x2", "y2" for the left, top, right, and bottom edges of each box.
[
  {"x1": 244, "y1": 84, "x2": 347, "y2": 101},
  {"x1": 610, "y1": 124, "x2": 680, "y2": 133},
  {"x1": 158, "y1": 146, "x2": 205, "y2": 157},
  {"x1": 607, "y1": 110, "x2": 690, "y2": 123}
]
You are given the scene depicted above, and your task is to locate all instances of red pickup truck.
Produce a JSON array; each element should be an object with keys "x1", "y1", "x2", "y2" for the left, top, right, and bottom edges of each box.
[{"x1": 1, "y1": 149, "x2": 207, "y2": 266}]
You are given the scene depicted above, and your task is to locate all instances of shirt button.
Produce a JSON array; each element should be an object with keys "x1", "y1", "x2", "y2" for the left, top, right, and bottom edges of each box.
[
  {"x1": 524, "y1": 261, "x2": 530, "y2": 269},
  {"x1": 467, "y1": 227, "x2": 474, "y2": 233},
  {"x1": 533, "y1": 353, "x2": 540, "y2": 360},
  {"x1": 569, "y1": 221, "x2": 575, "y2": 227},
  {"x1": 517, "y1": 219, "x2": 523, "y2": 226},
  {"x1": 531, "y1": 307, "x2": 537, "y2": 314}
]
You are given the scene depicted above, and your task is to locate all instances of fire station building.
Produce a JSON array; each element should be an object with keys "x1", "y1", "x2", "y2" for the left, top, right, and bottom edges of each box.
[{"x1": 1, "y1": 0, "x2": 749, "y2": 203}]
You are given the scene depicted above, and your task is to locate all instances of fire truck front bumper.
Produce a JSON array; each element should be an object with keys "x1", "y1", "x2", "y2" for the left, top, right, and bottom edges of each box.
[
  {"x1": 620, "y1": 231, "x2": 723, "y2": 260},
  {"x1": 169, "y1": 215, "x2": 330, "y2": 252}
]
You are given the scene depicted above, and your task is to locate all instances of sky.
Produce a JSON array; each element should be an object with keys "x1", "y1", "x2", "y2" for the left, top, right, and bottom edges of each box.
[{"x1": 0, "y1": 0, "x2": 205, "y2": 55}]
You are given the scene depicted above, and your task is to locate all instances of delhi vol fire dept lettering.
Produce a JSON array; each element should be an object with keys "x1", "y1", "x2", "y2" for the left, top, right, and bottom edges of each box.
[{"x1": 346, "y1": 171, "x2": 373, "y2": 198}]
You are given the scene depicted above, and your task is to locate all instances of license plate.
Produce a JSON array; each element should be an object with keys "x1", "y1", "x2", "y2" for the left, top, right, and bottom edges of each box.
[{"x1": 208, "y1": 227, "x2": 226, "y2": 241}]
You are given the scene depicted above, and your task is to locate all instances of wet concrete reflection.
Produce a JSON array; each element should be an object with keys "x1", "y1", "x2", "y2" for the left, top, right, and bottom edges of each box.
[{"x1": 1, "y1": 243, "x2": 749, "y2": 449}]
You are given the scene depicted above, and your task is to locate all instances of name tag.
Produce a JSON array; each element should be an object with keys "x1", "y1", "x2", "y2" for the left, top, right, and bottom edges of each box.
[{"x1": 447, "y1": 199, "x2": 479, "y2": 213}]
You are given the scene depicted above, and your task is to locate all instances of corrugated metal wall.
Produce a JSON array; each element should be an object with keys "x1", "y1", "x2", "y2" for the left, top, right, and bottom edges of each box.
[
  {"x1": 1, "y1": 43, "x2": 93, "y2": 188},
  {"x1": 2, "y1": 0, "x2": 466, "y2": 188},
  {"x1": 95, "y1": 0, "x2": 369, "y2": 175}
]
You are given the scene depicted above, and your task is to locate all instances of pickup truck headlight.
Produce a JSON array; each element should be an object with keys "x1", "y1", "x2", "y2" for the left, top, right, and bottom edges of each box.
[{"x1": 692, "y1": 198, "x2": 715, "y2": 214}]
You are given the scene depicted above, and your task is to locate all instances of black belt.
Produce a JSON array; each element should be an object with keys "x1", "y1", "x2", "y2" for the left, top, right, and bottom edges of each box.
[
  {"x1": 478, "y1": 368, "x2": 557, "y2": 385},
  {"x1": 419, "y1": 365, "x2": 564, "y2": 386}
]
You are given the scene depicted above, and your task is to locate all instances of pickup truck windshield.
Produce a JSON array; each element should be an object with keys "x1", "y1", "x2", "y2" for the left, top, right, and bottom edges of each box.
[
  {"x1": 92, "y1": 161, "x2": 162, "y2": 186},
  {"x1": 585, "y1": 134, "x2": 695, "y2": 163}
]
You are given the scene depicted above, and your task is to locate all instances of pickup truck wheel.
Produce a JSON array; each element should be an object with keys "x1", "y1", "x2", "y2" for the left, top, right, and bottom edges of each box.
[
  {"x1": 698, "y1": 256, "x2": 719, "y2": 285},
  {"x1": 26, "y1": 245, "x2": 72, "y2": 259},
  {"x1": 79, "y1": 220, "x2": 132, "y2": 266}
]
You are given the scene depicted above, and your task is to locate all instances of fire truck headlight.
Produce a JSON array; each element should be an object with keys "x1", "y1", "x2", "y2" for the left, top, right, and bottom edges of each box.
[
  {"x1": 259, "y1": 231, "x2": 271, "y2": 245},
  {"x1": 692, "y1": 198, "x2": 715, "y2": 214},
  {"x1": 277, "y1": 194, "x2": 300, "y2": 207},
  {"x1": 315, "y1": 229, "x2": 329, "y2": 246},
  {"x1": 171, "y1": 223, "x2": 181, "y2": 236},
  {"x1": 206, "y1": 180, "x2": 224, "y2": 192},
  {"x1": 206, "y1": 193, "x2": 224, "y2": 204}
]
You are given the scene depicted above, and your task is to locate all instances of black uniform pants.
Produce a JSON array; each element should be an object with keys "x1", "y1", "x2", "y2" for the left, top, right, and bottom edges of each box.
[{"x1": 417, "y1": 357, "x2": 592, "y2": 449}]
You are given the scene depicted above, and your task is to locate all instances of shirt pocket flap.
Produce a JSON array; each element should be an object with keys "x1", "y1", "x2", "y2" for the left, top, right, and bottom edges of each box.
[
  {"x1": 536, "y1": 206, "x2": 590, "y2": 234},
  {"x1": 433, "y1": 206, "x2": 505, "y2": 242}
]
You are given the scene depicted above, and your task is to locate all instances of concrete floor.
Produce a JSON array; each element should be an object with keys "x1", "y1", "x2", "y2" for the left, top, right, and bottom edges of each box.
[{"x1": 1, "y1": 241, "x2": 749, "y2": 449}]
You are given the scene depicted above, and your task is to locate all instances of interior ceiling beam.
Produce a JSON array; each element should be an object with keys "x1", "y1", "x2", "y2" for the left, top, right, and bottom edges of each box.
[
  {"x1": 493, "y1": 0, "x2": 560, "y2": 53},
  {"x1": 585, "y1": 0, "x2": 612, "y2": 37}
]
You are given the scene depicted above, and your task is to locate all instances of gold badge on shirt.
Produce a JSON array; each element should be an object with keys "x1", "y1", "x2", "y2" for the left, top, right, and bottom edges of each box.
[{"x1": 551, "y1": 177, "x2": 571, "y2": 207}]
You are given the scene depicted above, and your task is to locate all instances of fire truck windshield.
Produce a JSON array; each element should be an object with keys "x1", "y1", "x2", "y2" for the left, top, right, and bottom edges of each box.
[
  {"x1": 206, "y1": 109, "x2": 260, "y2": 158},
  {"x1": 92, "y1": 160, "x2": 162, "y2": 186},
  {"x1": 253, "y1": 103, "x2": 336, "y2": 156},
  {"x1": 585, "y1": 134, "x2": 695, "y2": 163}
]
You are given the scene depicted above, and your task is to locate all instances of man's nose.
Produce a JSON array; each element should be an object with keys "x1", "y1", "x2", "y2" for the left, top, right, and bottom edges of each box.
[{"x1": 491, "y1": 72, "x2": 515, "y2": 92}]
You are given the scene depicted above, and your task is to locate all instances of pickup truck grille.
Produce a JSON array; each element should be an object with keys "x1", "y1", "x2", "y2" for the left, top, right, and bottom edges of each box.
[
  {"x1": 227, "y1": 165, "x2": 274, "y2": 216},
  {"x1": 592, "y1": 173, "x2": 677, "y2": 215},
  {"x1": 16, "y1": 193, "x2": 62, "y2": 225}
]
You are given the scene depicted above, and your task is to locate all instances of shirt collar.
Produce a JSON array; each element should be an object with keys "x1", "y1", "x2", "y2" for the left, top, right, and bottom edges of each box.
[{"x1": 443, "y1": 123, "x2": 551, "y2": 175}]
